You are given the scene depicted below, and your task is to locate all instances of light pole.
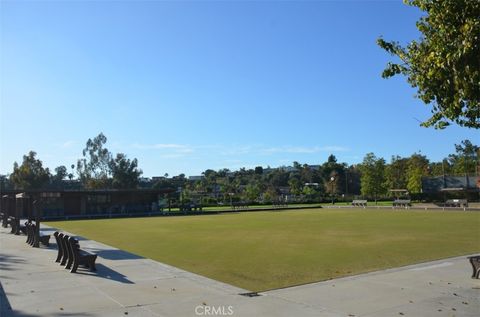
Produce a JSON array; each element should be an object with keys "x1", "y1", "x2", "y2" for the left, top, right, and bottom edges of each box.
[
  {"x1": 345, "y1": 171, "x2": 348, "y2": 197},
  {"x1": 330, "y1": 176, "x2": 335, "y2": 204},
  {"x1": 442, "y1": 159, "x2": 446, "y2": 188},
  {"x1": 228, "y1": 192, "x2": 234, "y2": 208}
]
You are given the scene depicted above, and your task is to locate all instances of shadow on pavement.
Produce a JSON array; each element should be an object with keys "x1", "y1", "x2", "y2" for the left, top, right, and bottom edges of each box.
[
  {"x1": 73, "y1": 263, "x2": 134, "y2": 284},
  {"x1": 85, "y1": 248, "x2": 143, "y2": 260},
  {"x1": 0, "y1": 254, "x2": 26, "y2": 272},
  {"x1": 2, "y1": 281, "x2": 94, "y2": 317}
]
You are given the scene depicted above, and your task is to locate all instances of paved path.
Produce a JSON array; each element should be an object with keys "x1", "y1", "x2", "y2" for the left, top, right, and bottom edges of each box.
[{"x1": 1, "y1": 225, "x2": 478, "y2": 316}]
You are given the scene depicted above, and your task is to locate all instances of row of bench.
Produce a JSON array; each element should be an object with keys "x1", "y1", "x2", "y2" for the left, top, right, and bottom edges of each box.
[
  {"x1": 53, "y1": 232, "x2": 97, "y2": 273},
  {"x1": 352, "y1": 200, "x2": 368, "y2": 207},
  {"x1": 231, "y1": 202, "x2": 249, "y2": 210},
  {"x1": 272, "y1": 201, "x2": 289, "y2": 208},
  {"x1": 352, "y1": 199, "x2": 470, "y2": 208},
  {"x1": 4, "y1": 216, "x2": 97, "y2": 274},
  {"x1": 25, "y1": 221, "x2": 50, "y2": 247},
  {"x1": 444, "y1": 199, "x2": 468, "y2": 208},
  {"x1": 392, "y1": 200, "x2": 412, "y2": 208},
  {"x1": 351, "y1": 200, "x2": 412, "y2": 208}
]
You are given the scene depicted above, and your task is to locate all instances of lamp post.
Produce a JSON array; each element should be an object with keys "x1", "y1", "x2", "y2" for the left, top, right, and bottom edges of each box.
[
  {"x1": 442, "y1": 159, "x2": 446, "y2": 189},
  {"x1": 330, "y1": 176, "x2": 335, "y2": 204},
  {"x1": 228, "y1": 192, "x2": 234, "y2": 208},
  {"x1": 345, "y1": 171, "x2": 348, "y2": 197}
]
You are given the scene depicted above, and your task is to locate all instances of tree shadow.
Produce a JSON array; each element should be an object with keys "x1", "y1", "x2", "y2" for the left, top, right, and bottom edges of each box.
[{"x1": 0, "y1": 254, "x2": 26, "y2": 272}]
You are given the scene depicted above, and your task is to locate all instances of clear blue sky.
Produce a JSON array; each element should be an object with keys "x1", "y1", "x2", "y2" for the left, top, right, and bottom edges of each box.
[{"x1": 1, "y1": 0, "x2": 477, "y2": 177}]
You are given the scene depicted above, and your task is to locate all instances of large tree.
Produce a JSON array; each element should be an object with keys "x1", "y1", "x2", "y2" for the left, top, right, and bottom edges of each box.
[
  {"x1": 359, "y1": 153, "x2": 387, "y2": 202},
  {"x1": 448, "y1": 139, "x2": 479, "y2": 175},
  {"x1": 52, "y1": 165, "x2": 67, "y2": 182},
  {"x1": 77, "y1": 133, "x2": 112, "y2": 189},
  {"x1": 10, "y1": 151, "x2": 50, "y2": 189},
  {"x1": 377, "y1": 0, "x2": 480, "y2": 129},
  {"x1": 244, "y1": 181, "x2": 262, "y2": 202},
  {"x1": 385, "y1": 156, "x2": 409, "y2": 191},
  {"x1": 109, "y1": 153, "x2": 143, "y2": 189},
  {"x1": 406, "y1": 153, "x2": 430, "y2": 194}
]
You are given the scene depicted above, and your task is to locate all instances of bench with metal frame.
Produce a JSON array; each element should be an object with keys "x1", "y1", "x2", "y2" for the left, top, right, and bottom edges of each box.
[
  {"x1": 467, "y1": 255, "x2": 480, "y2": 279},
  {"x1": 352, "y1": 200, "x2": 368, "y2": 207},
  {"x1": 231, "y1": 201, "x2": 249, "y2": 210},
  {"x1": 26, "y1": 221, "x2": 50, "y2": 247},
  {"x1": 55, "y1": 233, "x2": 97, "y2": 273},
  {"x1": 393, "y1": 199, "x2": 412, "y2": 208},
  {"x1": 67, "y1": 236, "x2": 97, "y2": 273},
  {"x1": 445, "y1": 199, "x2": 468, "y2": 208}
]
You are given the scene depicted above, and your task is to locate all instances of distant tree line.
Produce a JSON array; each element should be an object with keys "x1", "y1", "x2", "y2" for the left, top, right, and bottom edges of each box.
[
  {"x1": 172, "y1": 139, "x2": 478, "y2": 204},
  {"x1": 5, "y1": 133, "x2": 142, "y2": 191},
  {"x1": 1, "y1": 134, "x2": 478, "y2": 203}
]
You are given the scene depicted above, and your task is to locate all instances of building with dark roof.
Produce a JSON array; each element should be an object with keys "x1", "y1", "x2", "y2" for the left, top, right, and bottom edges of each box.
[
  {"x1": 421, "y1": 175, "x2": 479, "y2": 201},
  {"x1": 1, "y1": 188, "x2": 175, "y2": 220}
]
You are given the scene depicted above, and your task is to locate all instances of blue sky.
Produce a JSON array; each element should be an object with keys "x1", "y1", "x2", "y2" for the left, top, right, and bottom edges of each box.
[{"x1": 1, "y1": 0, "x2": 477, "y2": 177}]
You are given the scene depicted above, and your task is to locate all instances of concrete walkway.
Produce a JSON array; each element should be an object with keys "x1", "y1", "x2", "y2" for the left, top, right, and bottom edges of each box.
[{"x1": 0, "y1": 225, "x2": 478, "y2": 317}]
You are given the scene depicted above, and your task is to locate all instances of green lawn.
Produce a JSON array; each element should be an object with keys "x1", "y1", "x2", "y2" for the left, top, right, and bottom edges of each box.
[{"x1": 47, "y1": 209, "x2": 480, "y2": 291}]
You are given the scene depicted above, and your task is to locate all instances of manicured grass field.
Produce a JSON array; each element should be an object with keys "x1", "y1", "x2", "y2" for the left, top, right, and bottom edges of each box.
[{"x1": 47, "y1": 209, "x2": 480, "y2": 291}]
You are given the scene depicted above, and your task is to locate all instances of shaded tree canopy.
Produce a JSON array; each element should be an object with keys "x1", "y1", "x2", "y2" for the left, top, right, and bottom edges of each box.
[
  {"x1": 10, "y1": 151, "x2": 50, "y2": 190},
  {"x1": 448, "y1": 139, "x2": 480, "y2": 174},
  {"x1": 53, "y1": 165, "x2": 67, "y2": 182},
  {"x1": 76, "y1": 133, "x2": 142, "y2": 189},
  {"x1": 359, "y1": 153, "x2": 387, "y2": 200},
  {"x1": 406, "y1": 153, "x2": 429, "y2": 194},
  {"x1": 77, "y1": 132, "x2": 112, "y2": 188},
  {"x1": 377, "y1": 0, "x2": 480, "y2": 129},
  {"x1": 110, "y1": 153, "x2": 143, "y2": 189},
  {"x1": 385, "y1": 156, "x2": 408, "y2": 190}
]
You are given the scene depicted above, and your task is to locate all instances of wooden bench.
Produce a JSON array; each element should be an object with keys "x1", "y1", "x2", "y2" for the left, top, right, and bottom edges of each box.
[
  {"x1": 26, "y1": 222, "x2": 34, "y2": 245},
  {"x1": 30, "y1": 221, "x2": 49, "y2": 246},
  {"x1": 19, "y1": 222, "x2": 27, "y2": 235},
  {"x1": 53, "y1": 232, "x2": 65, "y2": 263},
  {"x1": 25, "y1": 221, "x2": 50, "y2": 247},
  {"x1": 9, "y1": 217, "x2": 15, "y2": 234},
  {"x1": 231, "y1": 202, "x2": 249, "y2": 210},
  {"x1": 445, "y1": 199, "x2": 468, "y2": 208},
  {"x1": 468, "y1": 255, "x2": 480, "y2": 279},
  {"x1": 67, "y1": 237, "x2": 97, "y2": 273},
  {"x1": 0, "y1": 211, "x2": 8, "y2": 228},
  {"x1": 179, "y1": 203, "x2": 203, "y2": 212},
  {"x1": 272, "y1": 200, "x2": 288, "y2": 208},
  {"x1": 59, "y1": 234, "x2": 71, "y2": 266},
  {"x1": 58, "y1": 234, "x2": 89, "y2": 271},
  {"x1": 8, "y1": 216, "x2": 26, "y2": 235},
  {"x1": 3, "y1": 216, "x2": 12, "y2": 229},
  {"x1": 352, "y1": 200, "x2": 367, "y2": 207},
  {"x1": 393, "y1": 199, "x2": 411, "y2": 208}
]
